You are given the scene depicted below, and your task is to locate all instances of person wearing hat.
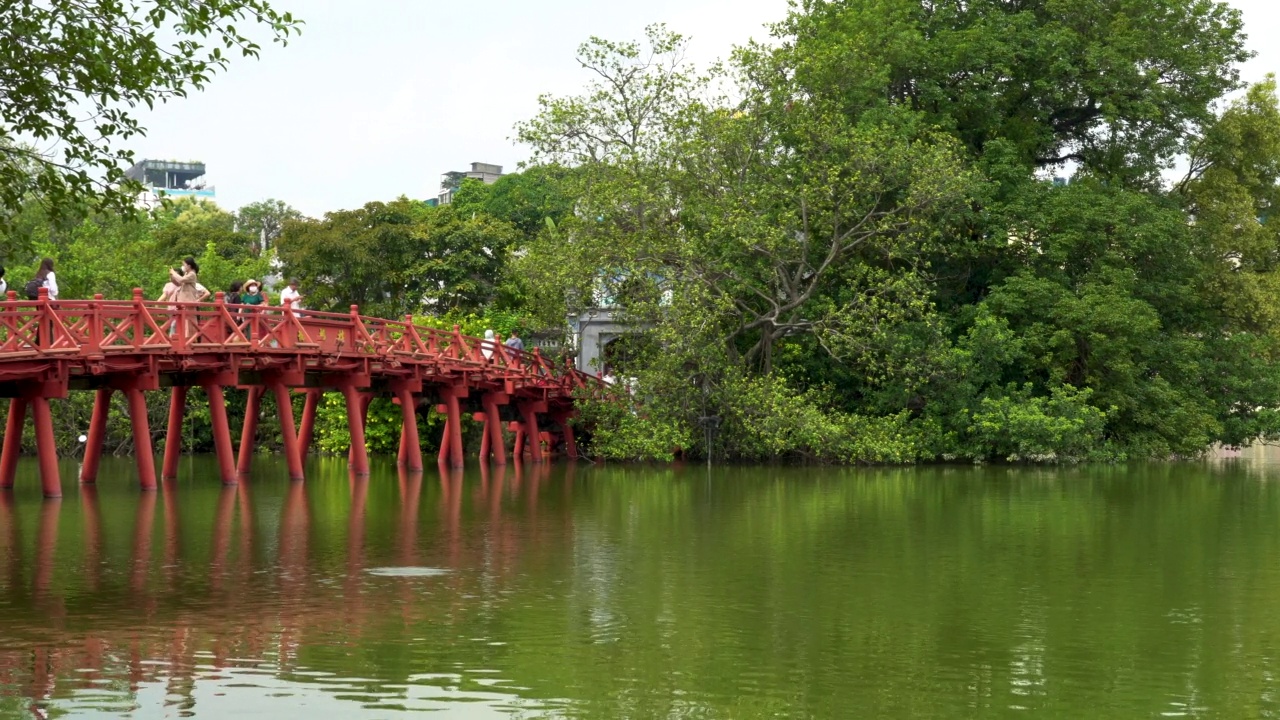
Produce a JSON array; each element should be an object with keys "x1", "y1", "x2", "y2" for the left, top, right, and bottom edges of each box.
[{"x1": 241, "y1": 279, "x2": 266, "y2": 338}]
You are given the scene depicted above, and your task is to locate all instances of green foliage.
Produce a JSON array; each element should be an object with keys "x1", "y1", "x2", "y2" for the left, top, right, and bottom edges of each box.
[
  {"x1": 0, "y1": 0, "x2": 300, "y2": 229},
  {"x1": 276, "y1": 198, "x2": 519, "y2": 317},
  {"x1": 513, "y1": 8, "x2": 1280, "y2": 464},
  {"x1": 967, "y1": 385, "x2": 1112, "y2": 462}
]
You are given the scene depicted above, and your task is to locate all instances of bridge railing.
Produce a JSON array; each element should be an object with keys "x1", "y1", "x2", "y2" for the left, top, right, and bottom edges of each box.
[{"x1": 0, "y1": 290, "x2": 607, "y2": 394}]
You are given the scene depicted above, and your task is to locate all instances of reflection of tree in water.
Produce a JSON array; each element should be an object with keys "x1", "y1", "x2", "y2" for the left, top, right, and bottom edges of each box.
[{"x1": 0, "y1": 463, "x2": 1278, "y2": 718}]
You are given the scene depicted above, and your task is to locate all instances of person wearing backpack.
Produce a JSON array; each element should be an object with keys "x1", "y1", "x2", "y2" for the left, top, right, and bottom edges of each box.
[{"x1": 26, "y1": 258, "x2": 58, "y2": 300}]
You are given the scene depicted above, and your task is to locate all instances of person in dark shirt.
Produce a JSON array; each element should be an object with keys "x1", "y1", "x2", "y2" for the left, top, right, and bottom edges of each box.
[{"x1": 503, "y1": 330, "x2": 524, "y2": 352}]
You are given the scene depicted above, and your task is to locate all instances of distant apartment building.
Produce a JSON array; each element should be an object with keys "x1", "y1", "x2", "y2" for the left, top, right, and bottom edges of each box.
[
  {"x1": 437, "y1": 162, "x2": 503, "y2": 205},
  {"x1": 125, "y1": 159, "x2": 215, "y2": 208}
]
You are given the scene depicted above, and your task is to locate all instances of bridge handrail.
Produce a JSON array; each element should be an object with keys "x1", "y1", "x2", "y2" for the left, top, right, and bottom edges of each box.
[{"x1": 0, "y1": 290, "x2": 607, "y2": 394}]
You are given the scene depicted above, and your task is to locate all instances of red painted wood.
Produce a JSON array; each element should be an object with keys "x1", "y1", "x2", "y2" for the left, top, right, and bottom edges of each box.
[
  {"x1": 80, "y1": 389, "x2": 112, "y2": 484},
  {"x1": 126, "y1": 388, "x2": 157, "y2": 491},
  {"x1": 237, "y1": 387, "x2": 263, "y2": 476},
  {"x1": 398, "y1": 388, "x2": 422, "y2": 472},
  {"x1": 162, "y1": 386, "x2": 188, "y2": 480},
  {"x1": 298, "y1": 389, "x2": 320, "y2": 458},
  {"x1": 204, "y1": 385, "x2": 237, "y2": 486},
  {"x1": 0, "y1": 398, "x2": 28, "y2": 489},
  {"x1": 344, "y1": 385, "x2": 369, "y2": 476},
  {"x1": 32, "y1": 397, "x2": 61, "y2": 497},
  {"x1": 273, "y1": 382, "x2": 304, "y2": 481},
  {"x1": 0, "y1": 295, "x2": 607, "y2": 484}
]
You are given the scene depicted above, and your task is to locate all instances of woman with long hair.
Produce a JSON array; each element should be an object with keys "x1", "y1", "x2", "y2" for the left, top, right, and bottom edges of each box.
[{"x1": 33, "y1": 258, "x2": 57, "y2": 300}]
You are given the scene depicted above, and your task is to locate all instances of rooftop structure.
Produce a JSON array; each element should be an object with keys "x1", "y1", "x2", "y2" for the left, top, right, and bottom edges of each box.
[
  {"x1": 125, "y1": 159, "x2": 215, "y2": 207},
  {"x1": 438, "y1": 162, "x2": 504, "y2": 205}
]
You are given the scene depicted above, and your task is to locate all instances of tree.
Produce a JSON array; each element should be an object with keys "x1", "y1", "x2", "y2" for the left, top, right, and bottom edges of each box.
[
  {"x1": 236, "y1": 199, "x2": 303, "y2": 255},
  {"x1": 782, "y1": 0, "x2": 1250, "y2": 182},
  {"x1": 275, "y1": 198, "x2": 517, "y2": 318},
  {"x1": 0, "y1": 0, "x2": 301, "y2": 228}
]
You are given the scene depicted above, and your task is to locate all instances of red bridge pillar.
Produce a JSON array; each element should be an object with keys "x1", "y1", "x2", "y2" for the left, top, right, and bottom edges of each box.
[
  {"x1": 272, "y1": 381, "x2": 304, "y2": 481},
  {"x1": 161, "y1": 386, "x2": 188, "y2": 481},
  {"x1": 80, "y1": 389, "x2": 112, "y2": 484},
  {"x1": 518, "y1": 400, "x2": 547, "y2": 462},
  {"x1": 437, "y1": 386, "x2": 467, "y2": 469},
  {"x1": 553, "y1": 410, "x2": 579, "y2": 459},
  {"x1": 126, "y1": 388, "x2": 157, "y2": 492},
  {"x1": 297, "y1": 389, "x2": 321, "y2": 459},
  {"x1": 0, "y1": 398, "x2": 28, "y2": 489},
  {"x1": 237, "y1": 387, "x2": 263, "y2": 476},
  {"x1": 31, "y1": 397, "x2": 61, "y2": 497},
  {"x1": 203, "y1": 384, "x2": 238, "y2": 485},
  {"x1": 397, "y1": 388, "x2": 422, "y2": 472},
  {"x1": 343, "y1": 385, "x2": 369, "y2": 476},
  {"x1": 482, "y1": 392, "x2": 508, "y2": 466}
]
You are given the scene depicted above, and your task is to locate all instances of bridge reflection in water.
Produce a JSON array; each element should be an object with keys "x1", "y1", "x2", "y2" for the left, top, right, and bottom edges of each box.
[{"x1": 0, "y1": 459, "x2": 571, "y2": 718}]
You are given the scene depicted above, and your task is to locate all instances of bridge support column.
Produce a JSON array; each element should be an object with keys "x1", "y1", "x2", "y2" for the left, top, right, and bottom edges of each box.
[
  {"x1": 518, "y1": 401, "x2": 545, "y2": 463},
  {"x1": 0, "y1": 397, "x2": 28, "y2": 489},
  {"x1": 554, "y1": 411, "x2": 579, "y2": 459},
  {"x1": 482, "y1": 393, "x2": 507, "y2": 466},
  {"x1": 203, "y1": 384, "x2": 237, "y2": 486},
  {"x1": 32, "y1": 397, "x2": 61, "y2": 498},
  {"x1": 126, "y1": 388, "x2": 157, "y2": 491},
  {"x1": 162, "y1": 386, "x2": 188, "y2": 481},
  {"x1": 343, "y1": 385, "x2": 369, "y2": 476},
  {"x1": 272, "y1": 382, "x2": 304, "y2": 481},
  {"x1": 81, "y1": 389, "x2": 112, "y2": 484},
  {"x1": 511, "y1": 421, "x2": 524, "y2": 459},
  {"x1": 348, "y1": 393, "x2": 371, "y2": 469},
  {"x1": 476, "y1": 412, "x2": 490, "y2": 460},
  {"x1": 397, "y1": 389, "x2": 422, "y2": 472},
  {"x1": 438, "y1": 387, "x2": 466, "y2": 469},
  {"x1": 297, "y1": 389, "x2": 320, "y2": 458},
  {"x1": 237, "y1": 387, "x2": 263, "y2": 476},
  {"x1": 436, "y1": 407, "x2": 451, "y2": 466}
]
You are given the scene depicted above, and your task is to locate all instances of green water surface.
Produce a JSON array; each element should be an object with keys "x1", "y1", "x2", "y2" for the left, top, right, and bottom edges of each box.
[{"x1": 2, "y1": 457, "x2": 1280, "y2": 718}]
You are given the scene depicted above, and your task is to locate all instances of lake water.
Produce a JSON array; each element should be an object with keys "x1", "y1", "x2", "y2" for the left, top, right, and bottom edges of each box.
[{"x1": 3, "y1": 455, "x2": 1280, "y2": 718}]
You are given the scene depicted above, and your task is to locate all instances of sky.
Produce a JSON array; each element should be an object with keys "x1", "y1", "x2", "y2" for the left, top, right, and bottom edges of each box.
[{"x1": 129, "y1": 0, "x2": 1280, "y2": 217}]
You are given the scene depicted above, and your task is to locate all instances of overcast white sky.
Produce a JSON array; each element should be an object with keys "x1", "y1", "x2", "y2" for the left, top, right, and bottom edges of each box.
[{"x1": 129, "y1": 0, "x2": 1280, "y2": 217}]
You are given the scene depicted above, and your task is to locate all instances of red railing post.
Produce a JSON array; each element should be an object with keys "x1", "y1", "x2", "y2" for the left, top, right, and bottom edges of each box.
[
  {"x1": 86, "y1": 294, "x2": 104, "y2": 357},
  {"x1": 131, "y1": 288, "x2": 149, "y2": 349}
]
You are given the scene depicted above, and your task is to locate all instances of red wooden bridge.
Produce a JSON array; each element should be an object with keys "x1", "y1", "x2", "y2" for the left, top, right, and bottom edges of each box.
[{"x1": 0, "y1": 289, "x2": 603, "y2": 497}]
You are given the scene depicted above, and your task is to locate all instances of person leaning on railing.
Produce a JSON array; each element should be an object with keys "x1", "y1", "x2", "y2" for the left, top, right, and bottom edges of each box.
[{"x1": 240, "y1": 279, "x2": 266, "y2": 339}]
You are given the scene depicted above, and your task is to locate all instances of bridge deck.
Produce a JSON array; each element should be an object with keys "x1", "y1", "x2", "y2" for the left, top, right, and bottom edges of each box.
[{"x1": 0, "y1": 289, "x2": 601, "y2": 496}]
